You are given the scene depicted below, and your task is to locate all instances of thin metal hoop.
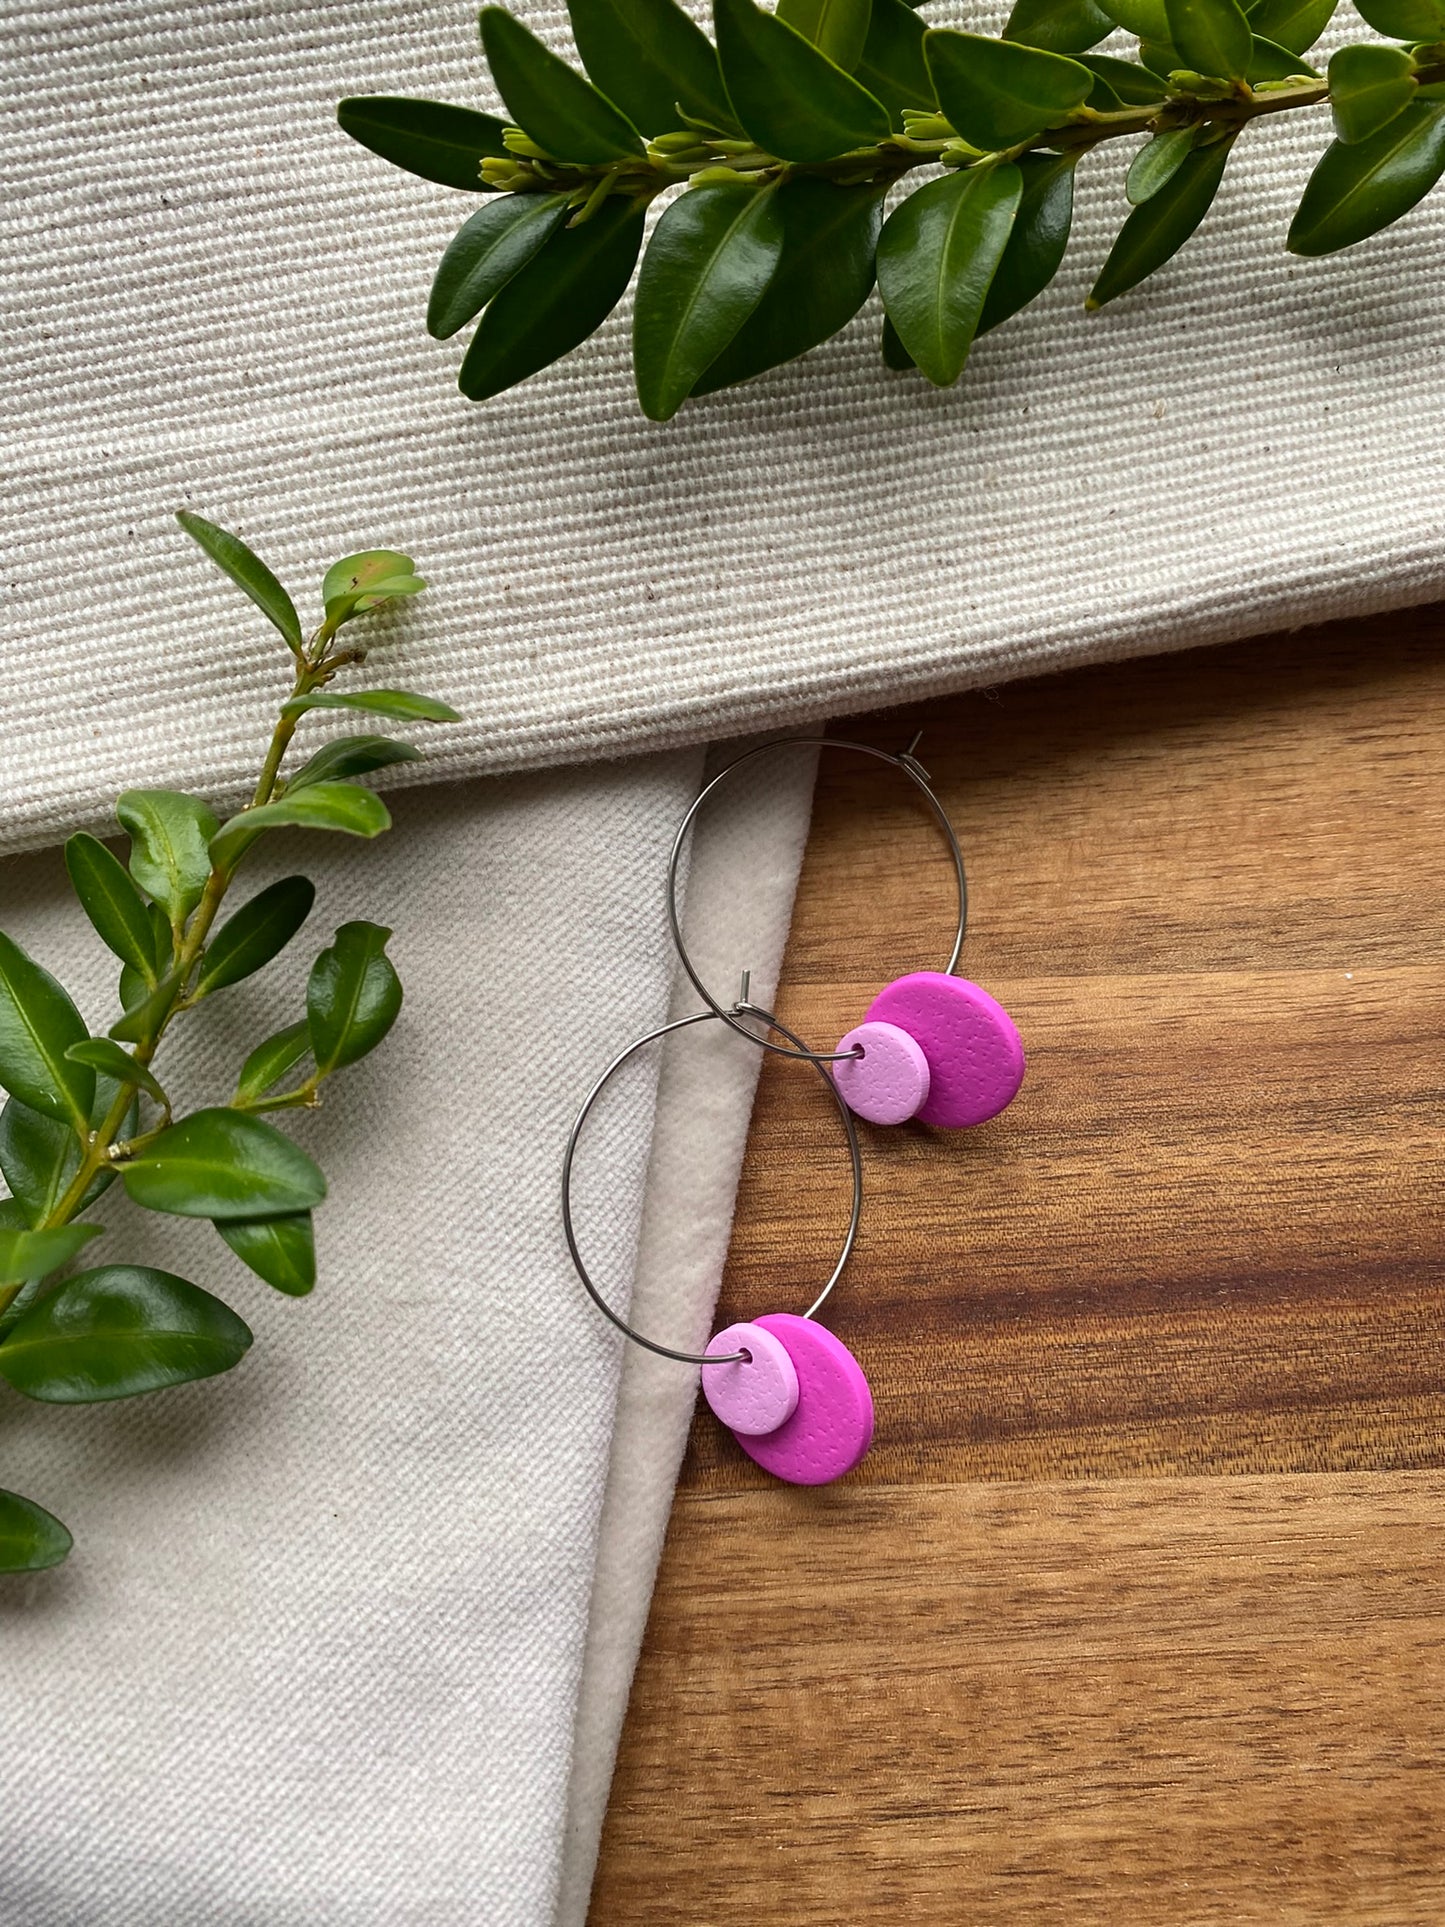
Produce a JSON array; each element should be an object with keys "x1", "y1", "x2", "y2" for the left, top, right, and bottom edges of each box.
[
  {"x1": 666, "y1": 734, "x2": 968, "y2": 1063},
  {"x1": 561, "y1": 1003, "x2": 863, "y2": 1366}
]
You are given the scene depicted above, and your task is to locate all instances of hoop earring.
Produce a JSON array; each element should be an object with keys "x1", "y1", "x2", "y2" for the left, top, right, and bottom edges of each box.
[
  {"x1": 667, "y1": 735, "x2": 1025, "y2": 1130},
  {"x1": 561, "y1": 1000, "x2": 874, "y2": 1487}
]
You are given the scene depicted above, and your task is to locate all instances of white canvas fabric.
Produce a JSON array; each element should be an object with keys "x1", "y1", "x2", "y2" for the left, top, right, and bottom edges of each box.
[{"x1": 6, "y1": 1, "x2": 1445, "y2": 855}]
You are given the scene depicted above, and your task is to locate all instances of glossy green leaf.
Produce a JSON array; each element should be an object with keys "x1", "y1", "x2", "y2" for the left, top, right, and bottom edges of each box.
[
  {"x1": 881, "y1": 314, "x2": 916, "y2": 367},
  {"x1": 1245, "y1": 0, "x2": 1337, "y2": 53},
  {"x1": 567, "y1": 0, "x2": 738, "y2": 131},
  {"x1": 209, "y1": 784, "x2": 392, "y2": 874},
  {"x1": 693, "y1": 179, "x2": 886, "y2": 392},
  {"x1": 107, "y1": 971, "x2": 180, "y2": 1046},
  {"x1": 119, "y1": 904, "x2": 172, "y2": 1015},
  {"x1": 283, "y1": 688, "x2": 460, "y2": 723},
  {"x1": 854, "y1": 0, "x2": 935, "y2": 122},
  {"x1": 65, "y1": 1039, "x2": 167, "y2": 1109},
  {"x1": 216, "y1": 1213, "x2": 316, "y2": 1297},
  {"x1": 308, "y1": 922, "x2": 403, "y2": 1076},
  {"x1": 1289, "y1": 100, "x2": 1445, "y2": 251},
  {"x1": 1352, "y1": 0, "x2": 1445, "y2": 35},
  {"x1": 234, "y1": 1022, "x2": 312, "y2": 1105},
  {"x1": 1004, "y1": 0, "x2": 1115, "y2": 55},
  {"x1": 0, "y1": 932, "x2": 93, "y2": 1130},
  {"x1": 1088, "y1": 133, "x2": 1233, "y2": 306},
  {"x1": 633, "y1": 183, "x2": 785, "y2": 420},
  {"x1": 0, "y1": 1223, "x2": 101, "y2": 1286},
  {"x1": 1246, "y1": 33, "x2": 1319, "y2": 77},
  {"x1": 458, "y1": 197, "x2": 645, "y2": 401},
  {"x1": 64, "y1": 833, "x2": 157, "y2": 982},
  {"x1": 925, "y1": 31, "x2": 1092, "y2": 150},
  {"x1": 1096, "y1": 0, "x2": 1171, "y2": 40},
  {"x1": 0, "y1": 1200, "x2": 27, "y2": 1231},
  {"x1": 714, "y1": 0, "x2": 891, "y2": 161},
  {"x1": 116, "y1": 789, "x2": 219, "y2": 923},
  {"x1": 876, "y1": 162, "x2": 1023, "y2": 384},
  {"x1": 1162, "y1": 0, "x2": 1252, "y2": 81},
  {"x1": 0, "y1": 1082, "x2": 133, "y2": 1226},
  {"x1": 777, "y1": 0, "x2": 872, "y2": 70},
  {"x1": 427, "y1": 195, "x2": 571, "y2": 340},
  {"x1": 1329, "y1": 44, "x2": 1417, "y2": 144},
  {"x1": 175, "y1": 511, "x2": 302, "y2": 652},
  {"x1": 0, "y1": 1264, "x2": 252, "y2": 1403},
  {"x1": 977, "y1": 149, "x2": 1077, "y2": 333},
  {"x1": 196, "y1": 877, "x2": 316, "y2": 998},
  {"x1": 479, "y1": 7, "x2": 644, "y2": 160},
  {"x1": 122, "y1": 1109, "x2": 325, "y2": 1221},
  {"x1": 0, "y1": 1489, "x2": 72, "y2": 1572},
  {"x1": 336, "y1": 96, "x2": 512, "y2": 189},
  {"x1": 1076, "y1": 54, "x2": 1170, "y2": 102},
  {"x1": 1126, "y1": 123, "x2": 1197, "y2": 201},
  {"x1": 1138, "y1": 36, "x2": 1185, "y2": 75},
  {"x1": 320, "y1": 549, "x2": 426, "y2": 625},
  {"x1": 285, "y1": 735, "x2": 422, "y2": 792}
]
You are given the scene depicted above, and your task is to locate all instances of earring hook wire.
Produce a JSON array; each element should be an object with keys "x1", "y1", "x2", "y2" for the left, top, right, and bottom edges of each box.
[
  {"x1": 665, "y1": 734, "x2": 968, "y2": 1064},
  {"x1": 561, "y1": 1001, "x2": 863, "y2": 1366}
]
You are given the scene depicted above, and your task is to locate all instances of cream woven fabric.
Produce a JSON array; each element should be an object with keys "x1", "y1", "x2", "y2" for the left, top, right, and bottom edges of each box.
[{"x1": 6, "y1": 0, "x2": 1444, "y2": 856}]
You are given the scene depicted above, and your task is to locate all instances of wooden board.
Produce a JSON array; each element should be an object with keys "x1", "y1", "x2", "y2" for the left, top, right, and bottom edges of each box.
[{"x1": 593, "y1": 609, "x2": 1445, "y2": 1923}]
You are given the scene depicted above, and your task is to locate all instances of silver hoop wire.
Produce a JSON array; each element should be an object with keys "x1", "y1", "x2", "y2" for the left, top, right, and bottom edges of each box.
[
  {"x1": 561, "y1": 1003, "x2": 863, "y2": 1366},
  {"x1": 666, "y1": 734, "x2": 968, "y2": 1063}
]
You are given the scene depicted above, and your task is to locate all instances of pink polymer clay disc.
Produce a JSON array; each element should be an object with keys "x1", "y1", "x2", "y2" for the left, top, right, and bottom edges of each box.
[
  {"x1": 731, "y1": 1313, "x2": 874, "y2": 1486},
  {"x1": 865, "y1": 971, "x2": 1024, "y2": 1128}
]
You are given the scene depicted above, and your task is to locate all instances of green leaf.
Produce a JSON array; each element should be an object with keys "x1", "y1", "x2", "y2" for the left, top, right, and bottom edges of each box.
[
  {"x1": 567, "y1": 0, "x2": 738, "y2": 132},
  {"x1": 458, "y1": 197, "x2": 646, "y2": 401},
  {"x1": 854, "y1": 0, "x2": 935, "y2": 123},
  {"x1": 1245, "y1": 0, "x2": 1337, "y2": 52},
  {"x1": 1289, "y1": 100, "x2": 1445, "y2": 251},
  {"x1": 1329, "y1": 44, "x2": 1417, "y2": 144},
  {"x1": 0, "y1": 1489, "x2": 72, "y2": 1573},
  {"x1": 881, "y1": 313, "x2": 916, "y2": 367},
  {"x1": 713, "y1": 0, "x2": 891, "y2": 161},
  {"x1": 308, "y1": 922, "x2": 404, "y2": 1077},
  {"x1": 0, "y1": 932, "x2": 93, "y2": 1131},
  {"x1": 0, "y1": 1223, "x2": 102, "y2": 1286},
  {"x1": 977, "y1": 149, "x2": 1077, "y2": 334},
  {"x1": 0, "y1": 1082, "x2": 134, "y2": 1226},
  {"x1": 1162, "y1": 0, "x2": 1252, "y2": 81},
  {"x1": 175, "y1": 511, "x2": 302, "y2": 653},
  {"x1": 1102, "y1": 0, "x2": 1171, "y2": 35},
  {"x1": 216, "y1": 1213, "x2": 316, "y2": 1297},
  {"x1": 1088, "y1": 131, "x2": 1234, "y2": 306},
  {"x1": 1246, "y1": 33, "x2": 1319, "y2": 77},
  {"x1": 336, "y1": 96, "x2": 512, "y2": 189},
  {"x1": 1139, "y1": 36, "x2": 1185, "y2": 74},
  {"x1": 107, "y1": 971, "x2": 180, "y2": 1046},
  {"x1": 1076, "y1": 54, "x2": 1170, "y2": 102},
  {"x1": 1004, "y1": 0, "x2": 1115, "y2": 55},
  {"x1": 427, "y1": 195, "x2": 571, "y2": 340},
  {"x1": 209, "y1": 783, "x2": 392, "y2": 874},
  {"x1": 119, "y1": 904, "x2": 172, "y2": 1015},
  {"x1": 693, "y1": 178, "x2": 885, "y2": 392},
  {"x1": 633, "y1": 183, "x2": 785, "y2": 420},
  {"x1": 876, "y1": 162, "x2": 1023, "y2": 385},
  {"x1": 196, "y1": 877, "x2": 316, "y2": 998},
  {"x1": 116, "y1": 789, "x2": 219, "y2": 923},
  {"x1": 234, "y1": 1022, "x2": 312, "y2": 1105},
  {"x1": 479, "y1": 7, "x2": 644, "y2": 160},
  {"x1": 285, "y1": 735, "x2": 422, "y2": 792},
  {"x1": 925, "y1": 31, "x2": 1093, "y2": 150},
  {"x1": 122, "y1": 1109, "x2": 325, "y2": 1221},
  {"x1": 282, "y1": 688, "x2": 460, "y2": 724},
  {"x1": 0, "y1": 1264, "x2": 252, "y2": 1403},
  {"x1": 320, "y1": 548, "x2": 426, "y2": 625},
  {"x1": 64, "y1": 833, "x2": 158, "y2": 982},
  {"x1": 1126, "y1": 123, "x2": 1197, "y2": 202},
  {"x1": 0, "y1": 1200, "x2": 28, "y2": 1231},
  {"x1": 777, "y1": 0, "x2": 873, "y2": 70},
  {"x1": 65, "y1": 1039, "x2": 167, "y2": 1109},
  {"x1": 1352, "y1": 0, "x2": 1445, "y2": 34}
]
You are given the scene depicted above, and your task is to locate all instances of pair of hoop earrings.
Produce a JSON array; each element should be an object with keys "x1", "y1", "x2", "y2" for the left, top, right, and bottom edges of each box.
[{"x1": 561, "y1": 736, "x2": 1025, "y2": 1487}]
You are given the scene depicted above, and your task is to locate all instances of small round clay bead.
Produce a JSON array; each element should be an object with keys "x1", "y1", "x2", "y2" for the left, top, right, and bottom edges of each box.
[
  {"x1": 832, "y1": 1019, "x2": 931, "y2": 1125},
  {"x1": 702, "y1": 1321, "x2": 799, "y2": 1436}
]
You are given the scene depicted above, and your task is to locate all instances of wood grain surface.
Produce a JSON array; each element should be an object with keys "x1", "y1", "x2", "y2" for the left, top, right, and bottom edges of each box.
[{"x1": 593, "y1": 610, "x2": 1445, "y2": 1925}]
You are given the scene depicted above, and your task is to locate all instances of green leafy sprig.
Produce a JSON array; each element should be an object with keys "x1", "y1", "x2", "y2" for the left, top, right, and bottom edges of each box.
[
  {"x1": 0, "y1": 515, "x2": 458, "y2": 1573},
  {"x1": 338, "y1": 0, "x2": 1445, "y2": 417}
]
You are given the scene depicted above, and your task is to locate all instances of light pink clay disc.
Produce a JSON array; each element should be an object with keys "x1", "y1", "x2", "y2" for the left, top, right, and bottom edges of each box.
[
  {"x1": 865, "y1": 970, "x2": 1024, "y2": 1128},
  {"x1": 832, "y1": 1020, "x2": 931, "y2": 1125},
  {"x1": 730, "y1": 1313, "x2": 874, "y2": 1486},
  {"x1": 702, "y1": 1321, "x2": 799, "y2": 1436}
]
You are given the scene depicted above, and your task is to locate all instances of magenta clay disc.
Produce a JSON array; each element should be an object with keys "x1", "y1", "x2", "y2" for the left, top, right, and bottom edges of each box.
[
  {"x1": 702, "y1": 1321, "x2": 799, "y2": 1436},
  {"x1": 832, "y1": 1020, "x2": 931, "y2": 1125},
  {"x1": 865, "y1": 971, "x2": 1024, "y2": 1128},
  {"x1": 731, "y1": 1313, "x2": 874, "y2": 1486}
]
